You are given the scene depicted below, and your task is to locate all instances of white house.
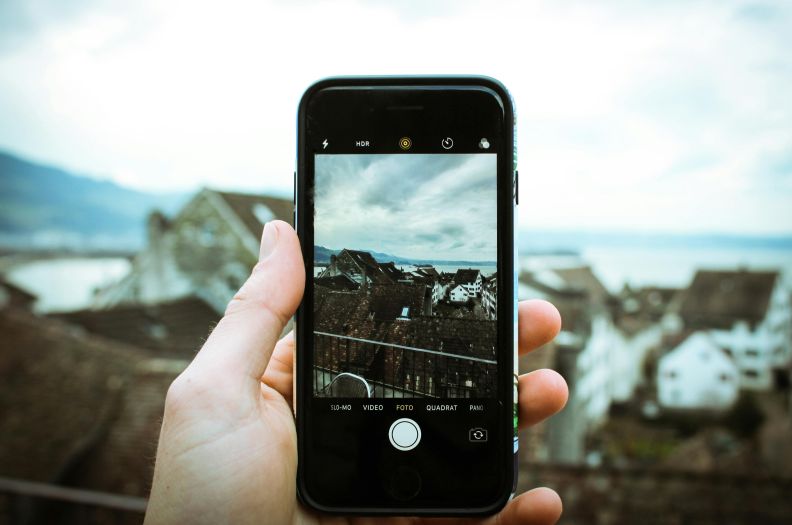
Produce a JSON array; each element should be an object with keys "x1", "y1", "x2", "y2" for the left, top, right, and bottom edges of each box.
[
  {"x1": 675, "y1": 270, "x2": 791, "y2": 391},
  {"x1": 93, "y1": 189, "x2": 293, "y2": 313},
  {"x1": 610, "y1": 286, "x2": 678, "y2": 403},
  {"x1": 657, "y1": 332, "x2": 740, "y2": 411},
  {"x1": 432, "y1": 280, "x2": 450, "y2": 305},
  {"x1": 519, "y1": 265, "x2": 620, "y2": 463},
  {"x1": 449, "y1": 284, "x2": 469, "y2": 304},
  {"x1": 482, "y1": 273, "x2": 497, "y2": 320},
  {"x1": 453, "y1": 269, "x2": 482, "y2": 297}
]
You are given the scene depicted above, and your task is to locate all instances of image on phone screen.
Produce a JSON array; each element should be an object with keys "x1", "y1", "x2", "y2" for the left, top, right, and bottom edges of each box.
[{"x1": 312, "y1": 153, "x2": 498, "y2": 399}]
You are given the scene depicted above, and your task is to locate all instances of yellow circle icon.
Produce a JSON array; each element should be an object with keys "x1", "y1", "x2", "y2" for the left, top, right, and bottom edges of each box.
[{"x1": 399, "y1": 137, "x2": 412, "y2": 150}]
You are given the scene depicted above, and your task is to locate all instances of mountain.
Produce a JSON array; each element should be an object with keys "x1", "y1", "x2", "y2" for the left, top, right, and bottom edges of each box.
[
  {"x1": 0, "y1": 151, "x2": 186, "y2": 250},
  {"x1": 517, "y1": 229, "x2": 792, "y2": 253},
  {"x1": 313, "y1": 245, "x2": 495, "y2": 266}
]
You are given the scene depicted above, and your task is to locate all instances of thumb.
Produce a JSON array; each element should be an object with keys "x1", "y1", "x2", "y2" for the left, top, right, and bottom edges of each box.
[{"x1": 190, "y1": 220, "x2": 305, "y2": 384}]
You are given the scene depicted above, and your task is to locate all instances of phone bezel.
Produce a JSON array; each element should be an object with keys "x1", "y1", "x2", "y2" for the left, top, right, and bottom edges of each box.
[{"x1": 295, "y1": 76, "x2": 516, "y2": 516}]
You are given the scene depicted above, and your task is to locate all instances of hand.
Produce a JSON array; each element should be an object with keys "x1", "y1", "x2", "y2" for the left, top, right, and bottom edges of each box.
[{"x1": 145, "y1": 220, "x2": 568, "y2": 525}]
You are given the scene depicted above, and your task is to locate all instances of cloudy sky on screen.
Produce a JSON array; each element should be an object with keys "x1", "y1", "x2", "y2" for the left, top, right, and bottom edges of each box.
[
  {"x1": 315, "y1": 154, "x2": 496, "y2": 261},
  {"x1": 0, "y1": 0, "x2": 790, "y2": 234}
]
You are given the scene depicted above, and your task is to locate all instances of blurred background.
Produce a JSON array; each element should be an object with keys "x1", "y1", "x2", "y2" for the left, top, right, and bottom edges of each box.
[{"x1": 1, "y1": 0, "x2": 791, "y2": 523}]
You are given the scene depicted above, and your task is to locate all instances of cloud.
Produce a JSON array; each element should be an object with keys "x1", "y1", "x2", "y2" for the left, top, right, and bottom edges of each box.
[
  {"x1": 0, "y1": 0, "x2": 790, "y2": 234},
  {"x1": 315, "y1": 154, "x2": 497, "y2": 261}
]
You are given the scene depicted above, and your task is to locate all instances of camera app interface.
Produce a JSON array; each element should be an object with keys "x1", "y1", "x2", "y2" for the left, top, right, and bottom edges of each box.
[{"x1": 312, "y1": 153, "x2": 498, "y2": 399}]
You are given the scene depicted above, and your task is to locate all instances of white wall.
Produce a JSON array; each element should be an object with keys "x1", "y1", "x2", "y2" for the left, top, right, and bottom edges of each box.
[
  {"x1": 610, "y1": 323, "x2": 663, "y2": 403},
  {"x1": 658, "y1": 332, "x2": 739, "y2": 410}
]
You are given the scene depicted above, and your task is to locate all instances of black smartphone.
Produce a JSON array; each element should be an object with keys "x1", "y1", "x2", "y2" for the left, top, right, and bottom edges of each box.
[{"x1": 295, "y1": 76, "x2": 517, "y2": 516}]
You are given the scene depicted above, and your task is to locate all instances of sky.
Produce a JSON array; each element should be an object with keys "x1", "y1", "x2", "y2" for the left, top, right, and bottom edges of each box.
[
  {"x1": 315, "y1": 154, "x2": 497, "y2": 260},
  {"x1": 0, "y1": 0, "x2": 790, "y2": 235}
]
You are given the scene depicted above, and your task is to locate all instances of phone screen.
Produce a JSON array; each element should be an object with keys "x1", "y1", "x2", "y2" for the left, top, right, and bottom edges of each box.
[
  {"x1": 312, "y1": 152, "x2": 498, "y2": 399},
  {"x1": 296, "y1": 79, "x2": 515, "y2": 514}
]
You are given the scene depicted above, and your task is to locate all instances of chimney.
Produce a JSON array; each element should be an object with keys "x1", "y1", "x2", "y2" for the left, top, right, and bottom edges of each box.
[
  {"x1": 360, "y1": 266, "x2": 368, "y2": 294},
  {"x1": 146, "y1": 210, "x2": 169, "y2": 247}
]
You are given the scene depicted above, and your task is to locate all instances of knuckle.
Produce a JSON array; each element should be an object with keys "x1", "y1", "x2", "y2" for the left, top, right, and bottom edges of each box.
[
  {"x1": 164, "y1": 371, "x2": 206, "y2": 416},
  {"x1": 224, "y1": 286, "x2": 290, "y2": 328}
]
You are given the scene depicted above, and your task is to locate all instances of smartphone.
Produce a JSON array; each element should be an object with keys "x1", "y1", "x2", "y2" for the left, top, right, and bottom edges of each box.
[{"x1": 295, "y1": 76, "x2": 517, "y2": 516}]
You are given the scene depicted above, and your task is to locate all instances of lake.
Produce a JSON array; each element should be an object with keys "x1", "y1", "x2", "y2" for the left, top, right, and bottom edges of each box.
[{"x1": 5, "y1": 257, "x2": 131, "y2": 313}]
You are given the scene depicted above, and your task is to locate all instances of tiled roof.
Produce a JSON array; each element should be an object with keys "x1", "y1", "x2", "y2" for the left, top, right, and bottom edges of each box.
[
  {"x1": 368, "y1": 284, "x2": 428, "y2": 320},
  {"x1": 52, "y1": 296, "x2": 219, "y2": 359},
  {"x1": 341, "y1": 249, "x2": 394, "y2": 284},
  {"x1": 552, "y1": 266, "x2": 610, "y2": 304},
  {"x1": 454, "y1": 268, "x2": 481, "y2": 285},
  {"x1": 379, "y1": 261, "x2": 406, "y2": 282},
  {"x1": 214, "y1": 190, "x2": 293, "y2": 239},
  {"x1": 69, "y1": 359, "x2": 186, "y2": 497},
  {"x1": 415, "y1": 266, "x2": 440, "y2": 279},
  {"x1": 314, "y1": 274, "x2": 359, "y2": 291},
  {"x1": 679, "y1": 270, "x2": 778, "y2": 329},
  {"x1": 0, "y1": 277, "x2": 36, "y2": 310},
  {"x1": 0, "y1": 307, "x2": 183, "y2": 496},
  {"x1": 0, "y1": 308, "x2": 130, "y2": 484}
]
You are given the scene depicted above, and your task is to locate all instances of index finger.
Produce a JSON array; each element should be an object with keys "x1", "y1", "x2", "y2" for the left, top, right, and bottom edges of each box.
[{"x1": 518, "y1": 299, "x2": 561, "y2": 354}]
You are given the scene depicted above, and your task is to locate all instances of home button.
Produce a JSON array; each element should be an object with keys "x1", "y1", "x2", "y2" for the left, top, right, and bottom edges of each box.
[
  {"x1": 388, "y1": 418, "x2": 421, "y2": 451},
  {"x1": 385, "y1": 466, "x2": 422, "y2": 501}
]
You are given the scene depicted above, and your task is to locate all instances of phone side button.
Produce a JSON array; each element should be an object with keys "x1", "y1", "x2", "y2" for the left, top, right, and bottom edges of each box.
[{"x1": 514, "y1": 170, "x2": 518, "y2": 205}]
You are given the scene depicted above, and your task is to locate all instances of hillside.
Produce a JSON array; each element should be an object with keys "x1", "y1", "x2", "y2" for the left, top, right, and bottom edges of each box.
[{"x1": 0, "y1": 151, "x2": 185, "y2": 249}]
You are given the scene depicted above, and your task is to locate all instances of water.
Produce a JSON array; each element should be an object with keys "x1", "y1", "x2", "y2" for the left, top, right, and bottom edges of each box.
[
  {"x1": 410, "y1": 264, "x2": 497, "y2": 277},
  {"x1": 522, "y1": 246, "x2": 792, "y2": 292},
  {"x1": 6, "y1": 257, "x2": 132, "y2": 312}
]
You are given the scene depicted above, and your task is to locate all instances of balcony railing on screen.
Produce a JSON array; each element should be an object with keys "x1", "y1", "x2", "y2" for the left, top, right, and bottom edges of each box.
[{"x1": 313, "y1": 331, "x2": 497, "y2": 398}]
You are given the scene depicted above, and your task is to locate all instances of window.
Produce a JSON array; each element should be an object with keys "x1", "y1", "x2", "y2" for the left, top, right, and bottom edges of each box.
[
  {"x1": 743, "y1": 369, "x2": 759, "y2": 378},
  {"x1": 199, "y1": 220, "x2": 218, "y2": 246},
  {"x1": 745, "y1": 349, "x2": 759, "y2": 357},
  {"x1": 252, "y1": 203, "x2": 274, "y2": 224},
  {"x1": 400, "y1": 307, "x2": 410, "y2": 318}
]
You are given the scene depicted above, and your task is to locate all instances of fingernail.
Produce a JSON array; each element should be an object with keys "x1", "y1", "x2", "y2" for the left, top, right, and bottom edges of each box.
[{"x1": 260, "y1": 221, "x2": 279, "y2": 261}]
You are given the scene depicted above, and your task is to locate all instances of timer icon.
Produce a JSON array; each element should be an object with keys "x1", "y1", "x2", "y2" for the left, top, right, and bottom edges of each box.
[{"x1": 441, "y1": 137, "x2": 454, "y2": 150}]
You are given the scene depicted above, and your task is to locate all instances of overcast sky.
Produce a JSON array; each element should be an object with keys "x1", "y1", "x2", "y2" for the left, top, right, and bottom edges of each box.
[
  {"x1": 0, "y1": 0, "x2": 790, "y2": 235},
  {"x1": 315, "y1": 154, "x2": 496, "y2": 261}
]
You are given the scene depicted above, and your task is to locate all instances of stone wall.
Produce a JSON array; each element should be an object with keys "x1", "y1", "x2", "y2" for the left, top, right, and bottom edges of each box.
[{"x1": 517, "y1": 462, "x2": 792, "y2": 524}]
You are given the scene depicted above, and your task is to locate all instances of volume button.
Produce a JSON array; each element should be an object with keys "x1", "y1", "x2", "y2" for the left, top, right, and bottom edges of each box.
[{"x1": 514, "y1": 170, "x2": 519, "y2": 205}]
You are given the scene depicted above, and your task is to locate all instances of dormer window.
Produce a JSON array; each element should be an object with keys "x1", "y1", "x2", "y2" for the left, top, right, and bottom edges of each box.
[{"x1": 401, "y1": 307, "x2": 409, "y2": 317}]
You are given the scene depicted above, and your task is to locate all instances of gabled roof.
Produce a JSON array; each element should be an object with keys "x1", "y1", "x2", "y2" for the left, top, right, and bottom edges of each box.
[
  {"x1": 679, "y1": 270, "x2": 779, "y2": 329},
  {"x1": 380, "y1": 261, "x2": 406, "y2": 281},
  {"x1": 551, "y1": 266, "x2": 610, "y2": 304},
  {"x1": 213, "y1": 190, "x2": 293, "y2": 239},
  {"x1": 345, "y1": 249, "x2": 380, "y2": 269},
  {"x1": 415, "y1": 266, "x2": 440, "y2": 279},
  {"x1": 454, "y1": 268, "x2": 481, "y2": 285},
  {"x1": 340, "y1": 249, "x2": 394, "y2": 284},
  {"x1": 52, "y1": 296, "x2": 220, "y2": 358}
]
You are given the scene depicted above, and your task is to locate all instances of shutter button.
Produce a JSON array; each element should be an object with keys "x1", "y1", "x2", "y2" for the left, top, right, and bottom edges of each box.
[{"x1": 388, "y1": 418, "x2": 421, "y2": 451}]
